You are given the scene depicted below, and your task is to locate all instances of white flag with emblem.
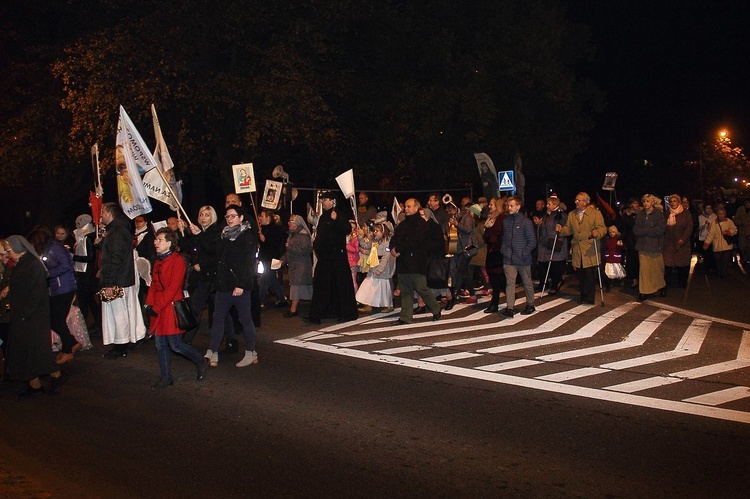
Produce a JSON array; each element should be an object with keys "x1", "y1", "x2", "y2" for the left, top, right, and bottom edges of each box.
[{"x1": 116, "y1": 106, "x2": 153, "y2": 219}]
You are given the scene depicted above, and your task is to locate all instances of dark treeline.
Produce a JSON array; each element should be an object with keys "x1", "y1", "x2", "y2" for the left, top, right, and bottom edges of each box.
[{"x1": 1, "y1": 0, "x2": 603, "y2": 233}]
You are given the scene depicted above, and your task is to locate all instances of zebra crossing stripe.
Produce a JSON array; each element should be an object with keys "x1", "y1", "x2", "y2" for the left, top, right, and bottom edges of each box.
[
  {"x1": 536, "y1": 317, "x2": 711, "y2": 382},
  {"x1": 536, "y1": 309, "x2": 672, "y2": 363},
  {"x1": 419, "y1": 352, "x2": 484, "y2": 363},
  {"x1": 683, "y1": 386, "x2": 750, "y2": 406},
  {"x1": 599, "y1": 318, "x2": 710, "y2": 370},
  {"x1": 434, "y1": 303, "x2": 590, "y2": 348},
  {"x1": 605, "y1": 330, "x2": 750, "y2": 393},
  {"x1": 477, "y1": 302, "x2": 639, "y2": 354}
]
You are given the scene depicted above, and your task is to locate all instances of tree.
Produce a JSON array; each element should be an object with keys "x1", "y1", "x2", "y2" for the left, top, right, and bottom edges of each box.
[
  {"x1": 2, "y1": 0, "x2": 602, "y2": 232},
  {"x1": 700, "y1": 132, "x2": 749, "y2": 192}
]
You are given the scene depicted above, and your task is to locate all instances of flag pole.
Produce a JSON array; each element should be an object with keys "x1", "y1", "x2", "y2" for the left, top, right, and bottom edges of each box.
[
  {"x1": 149, "y1": 104, "x2": 191, "y2": 226},
  {"x1": 90, "y1": 143, "x2": 103, "y2": 232},
  {"x1": 152, "y1": 166, "x2": 192, "y2": 226},
  {"x1": 247, "y1": 191, "x2": 261, "y2": 236}
]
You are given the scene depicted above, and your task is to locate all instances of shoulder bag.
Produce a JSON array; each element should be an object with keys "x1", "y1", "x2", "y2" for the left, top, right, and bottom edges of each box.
[{"x1": 174, "y1": 294, "x2": 199, "y2": 330}]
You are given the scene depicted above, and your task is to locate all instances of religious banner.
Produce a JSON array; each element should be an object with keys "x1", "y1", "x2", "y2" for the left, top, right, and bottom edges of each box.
[
  {"x1": 232, "y1": 163, "x2": 257, "y2": 194},
  {"x1": 261, "y1": 179, "x2": 282, "y2": 209},
  {"x1": 116, "y1": 106, "x2": 153, "y2": 219},
  {"x1": 474, "y1": 153, "x2": 500, "y2": 200}
]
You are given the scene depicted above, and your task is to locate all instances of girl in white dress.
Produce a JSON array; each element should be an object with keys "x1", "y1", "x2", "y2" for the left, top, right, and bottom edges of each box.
[{"x1": 355, "y1": 223, "x2": 396, "y2": 312}]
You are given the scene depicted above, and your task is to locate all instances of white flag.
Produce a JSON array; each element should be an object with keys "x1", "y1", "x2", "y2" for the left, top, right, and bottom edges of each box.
[
  {"x1": 116, "y1": 106, "x2": 153, "y2": 219},
  {"x1": 391, "y1": 196, "x2": 403, "y2": 225},
  {"x1": 143, "y1": 104, "x2": 181, "y2": 211}
]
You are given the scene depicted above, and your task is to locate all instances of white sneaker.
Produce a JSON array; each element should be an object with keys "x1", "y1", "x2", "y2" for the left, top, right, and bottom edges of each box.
[
  {"x1": 236, "y1": 350, "x2": 258, "y2": 367},
  {"x1": 205, "y1": 350, "x2": 218, "y2": 367}
]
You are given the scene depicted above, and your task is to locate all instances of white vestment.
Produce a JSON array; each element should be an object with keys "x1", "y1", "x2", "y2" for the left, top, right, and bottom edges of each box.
[{"x1": 102, "y1": 250, "x2": 146, "y2": 345}]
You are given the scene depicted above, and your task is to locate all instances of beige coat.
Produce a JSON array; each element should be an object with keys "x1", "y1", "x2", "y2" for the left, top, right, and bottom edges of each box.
[
  {"x1": 704, "y1": 218, "x2": 737, "y2": 252},
  {"x1": 558, "y1": 205, "x2": 606, "y2": 269}
]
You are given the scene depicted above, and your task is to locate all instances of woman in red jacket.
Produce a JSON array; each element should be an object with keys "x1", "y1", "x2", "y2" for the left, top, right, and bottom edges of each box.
[{"x1": 145, "y1": 228, "x2": 208, "y2": 389}]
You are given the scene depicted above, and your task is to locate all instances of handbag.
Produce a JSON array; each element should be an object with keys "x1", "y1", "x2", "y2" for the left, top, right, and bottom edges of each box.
[
  {"x1": 173, "y1": 297, "x2": 199, "y2": 330},
  {"x1": 426, "y1": 257, "x2": 450, "y2": 289},
  {"x1": 463, "y1": 244, "x2": 479, "y2": 258}
]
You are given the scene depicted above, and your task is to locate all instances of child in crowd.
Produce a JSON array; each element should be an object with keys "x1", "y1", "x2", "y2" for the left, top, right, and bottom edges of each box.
[
  {"x1": 356, "y1": 223, "x2": 396, "y2": 313},
  {"x1": 603, "y1": 225, "x2": 625, "y2": 290},
  {"x1": 346, "y1": 220, "x2": 360, "y2": 292}
]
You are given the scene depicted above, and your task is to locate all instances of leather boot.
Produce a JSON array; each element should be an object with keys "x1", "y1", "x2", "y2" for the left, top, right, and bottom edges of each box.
[{"x1": 444, "y1": 289, "x2": 456, "y2": 311}]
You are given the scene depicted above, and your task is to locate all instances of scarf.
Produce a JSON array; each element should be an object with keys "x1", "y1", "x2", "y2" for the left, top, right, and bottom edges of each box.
[
  {"x1": 73, "y1": 223, "x2": 96, "y2": 272},
  {"x1": 222, "y1": 221, "x2": 251, "y2": 241},
  {"x1": 667, "y1": 203, "x2": 683, "y2": 226},
  {"x1": 155, "y1": 250, "x2": 173, "y2": 261}
]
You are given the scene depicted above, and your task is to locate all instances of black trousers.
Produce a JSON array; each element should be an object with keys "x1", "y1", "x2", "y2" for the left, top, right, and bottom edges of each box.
[
  {"x1": 51, "y1": 291, "x2": 76, "y2": 353},
  {"x1": 578, "y1": 266, "x2": 598, "y2": 303},
  {"x1": 487, "y1": 270, "x2": 506, "y2": 308}
]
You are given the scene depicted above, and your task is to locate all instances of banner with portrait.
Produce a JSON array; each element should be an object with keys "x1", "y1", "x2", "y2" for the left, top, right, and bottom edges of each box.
[
  {"x1": 116, "y1": 106, "x2": 154, "y2": 219},
  {"x1": 232, "y1": 163, "x2": 257, "y2": 194},
  {"x1": 474, "y1": 152, "x2": 500, "y2": 200},
  {"x1": 261, "y1": 179, "x2": 282, "y2": 209}
]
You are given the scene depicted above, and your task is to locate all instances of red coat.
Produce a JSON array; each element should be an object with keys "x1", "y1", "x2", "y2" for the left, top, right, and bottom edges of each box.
[
  {"x1": 603, "y1": 236, "x2": 624, "y2": 264},
  {"x1": 146, "y1": 252, "x2": 186, "y2": 335}
]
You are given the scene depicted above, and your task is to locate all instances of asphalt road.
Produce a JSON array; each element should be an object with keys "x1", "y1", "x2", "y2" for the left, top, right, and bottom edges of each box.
[{"x1": 1, "y1": 260, "x2": 749, "y2": 498}]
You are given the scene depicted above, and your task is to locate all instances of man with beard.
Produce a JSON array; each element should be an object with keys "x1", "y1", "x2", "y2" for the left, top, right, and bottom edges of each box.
[{"x1": 304, "y1": 191, "x2": 358, "y2": 324}]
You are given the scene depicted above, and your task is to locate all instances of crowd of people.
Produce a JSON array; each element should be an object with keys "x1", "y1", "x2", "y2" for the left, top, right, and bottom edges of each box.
[{"x1": 1, "y1": 187, "x2": 746, "y2": 398}]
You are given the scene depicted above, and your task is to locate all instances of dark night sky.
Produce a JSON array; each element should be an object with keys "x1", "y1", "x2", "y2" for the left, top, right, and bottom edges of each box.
[{"x1": 570, "y1": 1, "x2": 750, "y2": 170}]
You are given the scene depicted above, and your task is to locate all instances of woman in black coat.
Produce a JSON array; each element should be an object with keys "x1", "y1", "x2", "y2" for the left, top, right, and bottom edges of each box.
[
  {"x1": 205, "y1": 205, "x2": 259, "y2": 368},
  {"x1": 5, "y1": 236, "x2": 60, "y2": 399},
  {"x1": 183, "y1": 205, "x2": 221, "y2": 345}
]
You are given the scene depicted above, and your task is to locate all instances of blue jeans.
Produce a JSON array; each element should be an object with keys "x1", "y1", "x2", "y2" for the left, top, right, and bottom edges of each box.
[
  {"x1": 183, "y1": 280, "x2": 235, "y2": 344},
  {"x1": 155, "y1": 334, "x2": 205, "y2": 379},
  {"x1": 210, "y1": 291, "x2": 256, "y2": 352},
  {"x1": 503, "y1": 264, "x2": 534, "y2": 310}
]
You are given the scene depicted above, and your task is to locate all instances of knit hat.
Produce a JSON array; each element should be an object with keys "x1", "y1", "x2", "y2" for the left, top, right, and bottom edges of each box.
[
  {"x1": 76, "y1": 214, "x2": 93, "y2": 229},
  {"x1": 468, "y1": 204, "x2": 482, "y2": 217}
]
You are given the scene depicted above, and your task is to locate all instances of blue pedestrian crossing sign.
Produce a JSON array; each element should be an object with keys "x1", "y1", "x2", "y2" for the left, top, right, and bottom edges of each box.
[{"x1": 498, "y1": 170, "x2": 515, "y2": 191}]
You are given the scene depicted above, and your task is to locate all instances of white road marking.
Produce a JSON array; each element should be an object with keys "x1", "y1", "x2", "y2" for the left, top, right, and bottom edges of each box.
[
  {"x1": 476, "y1": 359, "x2": 542, "y2": 372},
  {"x1": 276, "y1": 337, "x2": 750, "y2": 424},
  {"x1": 419, "y1": 352, "x2": 483, "y2": 363},
  {"x1": 684, "y1": 386, "x2": 750, "y2": 406},
  {"x1": 600, "y1": 318, "x2": 710, "y2": 370},
  {"x1": 433, "y1": 302, "x2": 589, "y2": 347},
  {"x1": 605, "y1": 330, "x2": 750, "y2": 393},
  {"x1": 333, "y1": 339, "x2": 385, "y2": 348},
  {"x1": 279, "y1": 301, "x2": 750, "y2": 424},
  {"x1": 374, "y1": 345, "x2": 434, "y2": 355},
  {"x1": 537, "y1": 309, "x2": 672, "y2": 362},
  {"x1": 531, "y1": 317, "x2": 712, "y2": 383},
  {"x1": 477, "y1": 302, "x2": 639, "y2": 354}
]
